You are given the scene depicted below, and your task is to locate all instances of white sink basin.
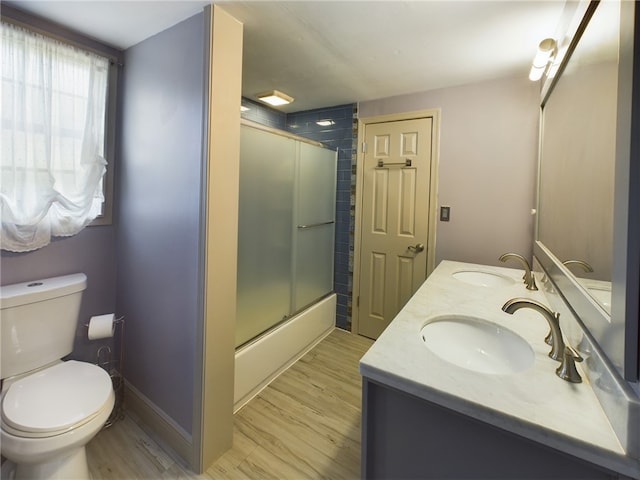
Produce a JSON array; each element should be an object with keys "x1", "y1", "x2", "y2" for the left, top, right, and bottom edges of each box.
[
  {"x1": 420, "y1": 315, "x2": 534, "y2": 375},
  {"x1": 452, "y1": 270, "x2": 515, "y2": 288}
]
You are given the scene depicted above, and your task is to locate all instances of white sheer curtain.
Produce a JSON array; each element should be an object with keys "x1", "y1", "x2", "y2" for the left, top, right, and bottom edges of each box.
[{"x1": 1, "y1": 21, "x2": 109, "y2": 252}]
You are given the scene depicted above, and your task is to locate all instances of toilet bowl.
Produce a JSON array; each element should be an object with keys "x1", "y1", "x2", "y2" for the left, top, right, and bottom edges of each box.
[
  {"x1": 1, "y1": 273, "x2": 116, "y2": 479},
  {"x1": 1, "y1": 360, "x2": 115, "y2": 479}
]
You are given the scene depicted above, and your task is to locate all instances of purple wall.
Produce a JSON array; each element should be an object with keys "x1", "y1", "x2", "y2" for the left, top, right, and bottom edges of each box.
[
  {"x1": 1, "y1": 8, "x2": 208, "y2": 437},
  {"x1": 359, "y1": 76, "x2": 540, "y2": 268},
  {"x1": 116, "y1": 12, "x2": 206, "y2": 434},
  {"x1": 1, "y1": 226, "x2": 118, "y2": 362}
]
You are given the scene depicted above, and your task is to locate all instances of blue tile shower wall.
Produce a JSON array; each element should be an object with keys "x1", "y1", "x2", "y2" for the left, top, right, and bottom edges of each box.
[
  {"x1": 241, "y1": 99, "x2": 357, "y2": 330},
  {"x1": 286, "y1": 104, "x2": 358, "y2": 331}
]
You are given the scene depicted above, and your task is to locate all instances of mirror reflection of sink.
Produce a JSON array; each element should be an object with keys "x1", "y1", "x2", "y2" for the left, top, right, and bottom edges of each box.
[
  {"x1": 587, "y1": 287, "x2": 612, "y2": 315},
  {"x1": 420, "y1": 315, "x2": 534, "y2": 375},
  {"x1": 452, "y1": 270, "x2": 515, "y2": 288}
]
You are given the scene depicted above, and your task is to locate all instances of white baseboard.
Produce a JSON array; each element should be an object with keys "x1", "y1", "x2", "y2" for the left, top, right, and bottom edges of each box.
[{"x1": 123, "y1": 381, "x2": 193, "y2": 468}]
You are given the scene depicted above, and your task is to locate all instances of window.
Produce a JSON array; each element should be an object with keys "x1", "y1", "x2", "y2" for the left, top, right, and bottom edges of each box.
[{"x1": 1, "y1": 20, "x2": 113, "y2": 252}]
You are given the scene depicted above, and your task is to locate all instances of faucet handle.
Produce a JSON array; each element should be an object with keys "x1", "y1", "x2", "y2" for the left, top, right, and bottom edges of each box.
[{"x1": 556, "y1": 345, "x2": 583, "y2": 383}]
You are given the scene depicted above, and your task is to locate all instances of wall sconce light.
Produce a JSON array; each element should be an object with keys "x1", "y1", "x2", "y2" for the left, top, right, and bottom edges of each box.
[
  {"x1": 529, "y1": 38, "x2": 557, "y2": 82},
  {"x1": 256, "y1": 90, "x2": 294, "y2": 106},
  {"x1": 316, "y1": 119, "x2": 335, "y2": 126}
]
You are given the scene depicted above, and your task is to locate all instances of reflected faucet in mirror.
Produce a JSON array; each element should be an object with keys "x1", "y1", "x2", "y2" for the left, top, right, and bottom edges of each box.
[
  {"x1": 562, "y1": 259, "x2": 594, "y2": 274},
  {"x1": 499, "y1": 253, "x2": 538, "y2": 291}
]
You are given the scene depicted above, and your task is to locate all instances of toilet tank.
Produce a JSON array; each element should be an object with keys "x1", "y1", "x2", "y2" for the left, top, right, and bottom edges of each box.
[{"x1": 0, "y1": 273, "x2": 87, "y2": 380}]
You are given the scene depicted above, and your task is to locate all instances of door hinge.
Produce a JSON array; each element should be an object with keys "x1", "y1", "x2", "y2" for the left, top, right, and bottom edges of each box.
[
  {"x1": 357, "y1": 295, "x2": 360, "y2": 307},
  {"x1": 361, "y1": 142, "x2": 366, "y2": 153}
]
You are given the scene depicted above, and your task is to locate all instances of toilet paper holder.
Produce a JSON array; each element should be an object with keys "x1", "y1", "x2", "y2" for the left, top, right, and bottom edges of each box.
[{"x1": 84, "y1": 316, "x2": 125, "y2": 428}]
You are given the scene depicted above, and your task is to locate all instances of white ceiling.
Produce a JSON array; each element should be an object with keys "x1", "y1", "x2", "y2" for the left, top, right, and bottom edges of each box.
[
  {"x1": 5, "y1": 1, "x2": 211, "y2": 50},
  {"x1": 6, "y1": 1, "x2": 567, "y2": 113}
]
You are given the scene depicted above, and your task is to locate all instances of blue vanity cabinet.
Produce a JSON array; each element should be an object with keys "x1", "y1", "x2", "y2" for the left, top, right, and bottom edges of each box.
[{"x1": 361, "y1": 379, "x2": 621, "y2": 479}]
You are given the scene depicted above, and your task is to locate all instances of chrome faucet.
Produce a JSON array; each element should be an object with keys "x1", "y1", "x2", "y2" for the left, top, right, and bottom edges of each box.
[
  {"x1": 502, "y1": 298, "x2": 564, "y2": 361},
  {"x1": 499, "y1": 253, "x2": 537, "y2": 291}
]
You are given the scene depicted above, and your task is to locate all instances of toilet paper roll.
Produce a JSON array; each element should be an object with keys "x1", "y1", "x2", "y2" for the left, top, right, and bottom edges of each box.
[{"x1": 88, "y1": 313, "x2": 115, "y2": 340}]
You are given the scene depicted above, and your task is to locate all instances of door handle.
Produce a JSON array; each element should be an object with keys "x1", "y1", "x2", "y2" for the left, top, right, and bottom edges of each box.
[{"x1": 408, "y1": 243, "x2": 425, "y2": 253}]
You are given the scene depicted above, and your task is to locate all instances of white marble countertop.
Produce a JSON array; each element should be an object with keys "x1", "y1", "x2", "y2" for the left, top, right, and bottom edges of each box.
[{"x1": 359, "y1": 260, "x2": 640, "y2": 478}]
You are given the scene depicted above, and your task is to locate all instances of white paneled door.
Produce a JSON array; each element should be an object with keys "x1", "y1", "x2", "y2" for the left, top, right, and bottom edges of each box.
[{"x1": 358, "y1": 118, "x2": 433, "y2": 339}]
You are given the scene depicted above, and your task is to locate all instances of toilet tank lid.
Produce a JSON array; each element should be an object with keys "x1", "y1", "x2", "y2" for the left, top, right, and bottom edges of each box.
[{"x1": 0, "y1": 273, "x2": 87, "y2": 309}]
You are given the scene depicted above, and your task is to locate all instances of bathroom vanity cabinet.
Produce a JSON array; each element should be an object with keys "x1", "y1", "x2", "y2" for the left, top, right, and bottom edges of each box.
[
  {"x1": 359, "y1": 261, "x2": 640, "y2": 480},
  {"x1": 361, "y1": 379, "x2": 616, "y2": 479}
]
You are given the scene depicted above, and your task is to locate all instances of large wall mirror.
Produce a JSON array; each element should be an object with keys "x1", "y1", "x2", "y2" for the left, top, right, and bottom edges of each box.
[{"x1": 535, "y1": 0, "x2": 639, "y2": 380}]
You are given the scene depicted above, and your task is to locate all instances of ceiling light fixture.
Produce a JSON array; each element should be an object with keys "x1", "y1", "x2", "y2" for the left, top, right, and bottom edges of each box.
[
  {"x1": 529, "y1": 38, "x2": 557, "y2": 82},
  {"x1": 316, "y1": 119, "x2": 335, "y2": 126},
  {"x1": 256, "y1": 90, "x2": 294, "y2": 107}
]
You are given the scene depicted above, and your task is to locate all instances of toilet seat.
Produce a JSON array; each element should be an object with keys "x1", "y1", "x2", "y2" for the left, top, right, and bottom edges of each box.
[{"x1": 1, "y1": 361, "x2": 113, "y2": 438}]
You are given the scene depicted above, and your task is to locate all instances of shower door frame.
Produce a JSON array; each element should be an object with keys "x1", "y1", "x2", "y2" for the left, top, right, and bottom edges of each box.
[{"x1": 236, "y1": 119, "x2": 337, "y2": 347}]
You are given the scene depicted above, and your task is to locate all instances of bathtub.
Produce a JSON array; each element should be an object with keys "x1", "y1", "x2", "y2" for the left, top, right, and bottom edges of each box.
[{"x1": 233, "y1": 293, "x2": 336, "y2": 411}]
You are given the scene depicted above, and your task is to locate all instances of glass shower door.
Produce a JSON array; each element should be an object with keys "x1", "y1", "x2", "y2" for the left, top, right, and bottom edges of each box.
[
  {"x1": 236, "y1": 126, "x2": 295, "y2": 347},
  {"x1": 293, "y1": 142, "x2": 337, "y2": 311}
]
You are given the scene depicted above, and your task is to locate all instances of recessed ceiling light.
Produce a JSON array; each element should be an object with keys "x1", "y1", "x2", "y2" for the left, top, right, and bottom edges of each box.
[
  {"x1": 316, "y1": 119, "x2": 335, "y2": 126},
  {"x1": 256, "y1": 90, "x2": 294, "y2": 107}
]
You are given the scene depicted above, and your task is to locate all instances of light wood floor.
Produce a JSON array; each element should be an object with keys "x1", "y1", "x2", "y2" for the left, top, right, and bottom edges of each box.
[
  {"x1": 87, "y1": 329, "x2": 374, "y2": 479},
  {"x1": 87, "y1": 409, "x2": 205, "y2": 480}
]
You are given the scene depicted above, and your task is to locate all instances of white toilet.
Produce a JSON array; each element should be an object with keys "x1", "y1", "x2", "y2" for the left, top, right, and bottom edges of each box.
[{"x1": 1, "y1": 273, "x2": 115, "y2": 480}]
